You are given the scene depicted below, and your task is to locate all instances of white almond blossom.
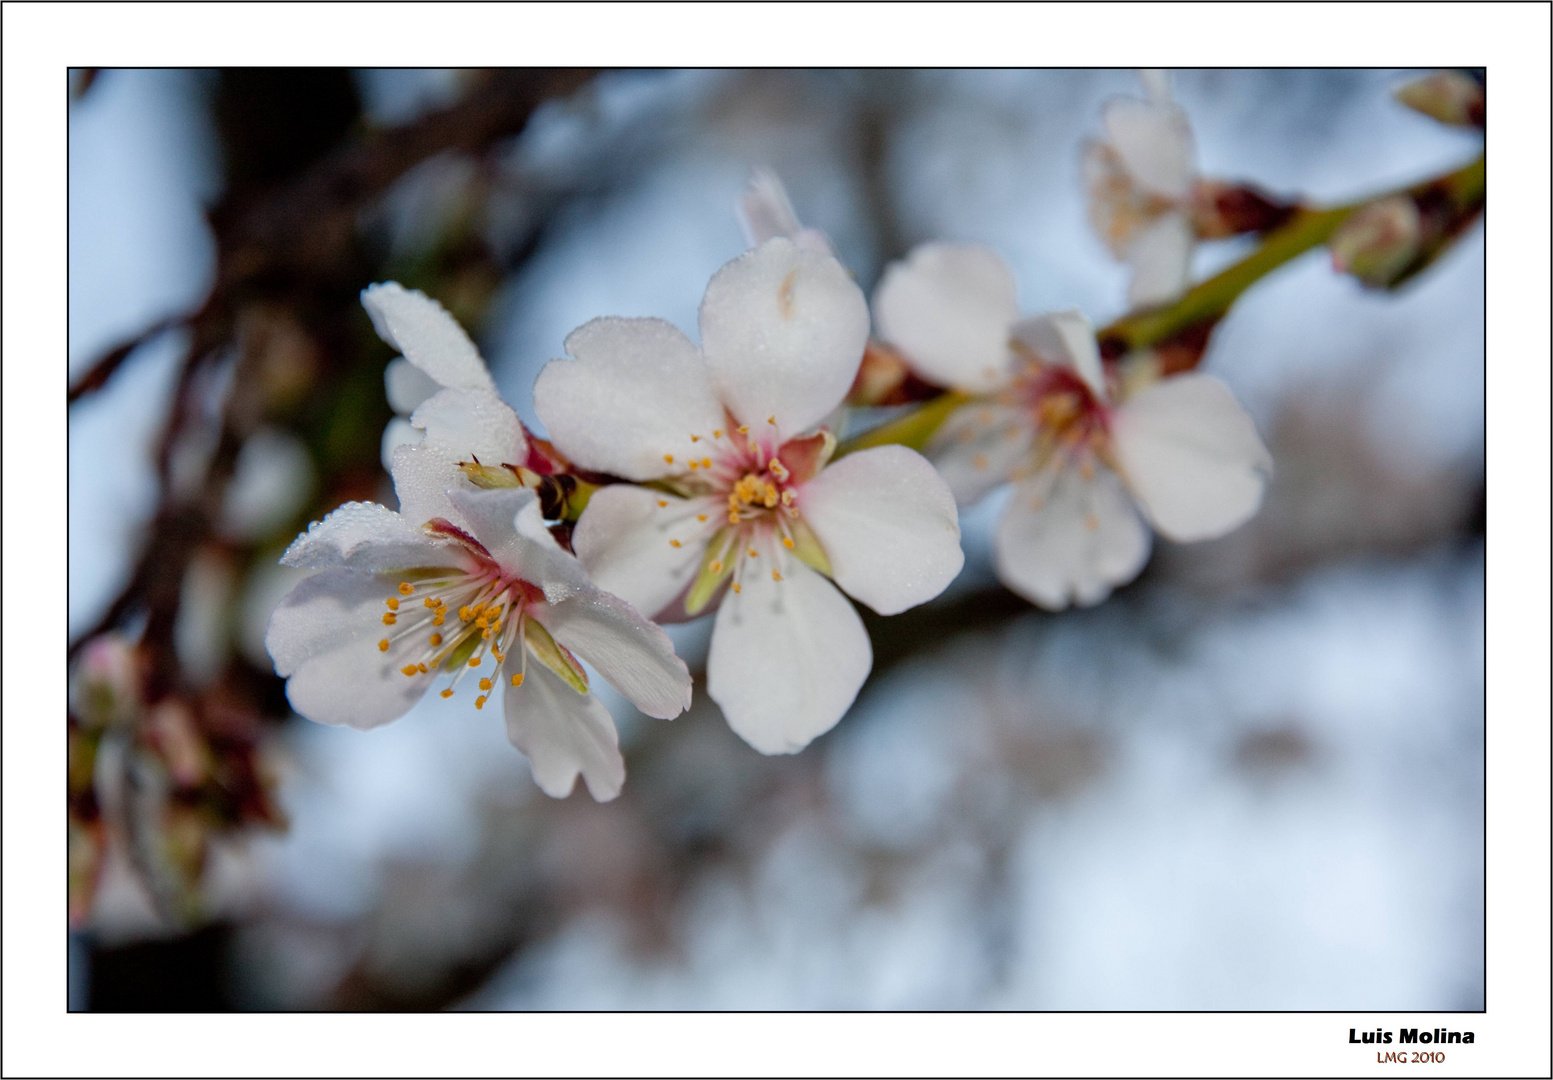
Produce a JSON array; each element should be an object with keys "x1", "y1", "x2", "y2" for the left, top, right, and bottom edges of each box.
[
  {"x1": 1084, "y1": 70, "x2": 1202, "y2": 307},
  {"x1": 874, "y1": 242, "x2": 1271, "y2": 610},
  {"x1": 534, "y1": 238, "x2": 964, "y2": 754},
  {"x1": 266, "y1": 285, "x2": 692, "y2": 801}
]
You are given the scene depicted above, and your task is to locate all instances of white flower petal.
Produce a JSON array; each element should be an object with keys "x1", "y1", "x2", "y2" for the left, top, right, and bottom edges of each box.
[
  {"x1": 1126, "y1": 211, "x2": 1195, "y2": 308},
  {"x1": 707, "y1": 556, "x2": 871, "y2": 755},
  {"x1": 572, "y1": 485, "x2": 722, "y2": 621},
  {"x1": 409, "y1": 387, "x2": 528, "y2": 470},
  {"x1": 1110, "y1": 373, "x2": 1272, "y2": 542},
  {"x1": 798, "y1": 446, "x2": 963, "y2": 616},
  {"x1": 1103, "y1": 97, "x2": 1196, "y2": 200},
  {"x1": 995, "y1": 463, "x2": 1151, "y2": 610},
  {"x1": 266, "y1": 568, "x2": 433, "y2": 729},
  {"x1": 536, "y1": 590, "x2": 692, "y2": 720},
  {"x1": 737, "y1": 170, "x2": 835, "y2": 256},
  {"x1": 444, "y1": 488, "x2": 593, "y2": 603},
  {"x1": 873, "y1": 242, "x2": 1019, "y2": 394},
  {"x1": 533, "y1": 317, "x2": 727, "y2": 482},
  {"x1": 361, "y1": 282, "x2": 496, "y2": 394},
  {"x1": 738, "y1": 167, "x2": 801, "y2": 246},
  {"x1": 384, "y1": 356, "x2": 441, "y2": 416},
  {"x1": 380, "y1": 416, "x2": 423, "y2": 470},
  {"x1": 924, "y1": 403, "x2": 1037, "y2": 507},
  {"x1": 700, "y1": 238, "x2": 869, "y2": 436},
  {"x1": 501, "y1": 658, "x2": 625, "y2": 801},
  {"x1": 280, "y1": 501, "x2": 461, "y2": 573},
  {"x1": 1010, "y1": 309, "x2": 1106, "y2": 399},
  {"x1": 390, "y1": 442, "x2": 468, "y2": 529}
]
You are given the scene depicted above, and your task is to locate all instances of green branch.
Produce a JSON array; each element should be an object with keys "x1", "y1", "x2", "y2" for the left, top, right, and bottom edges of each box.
[{"x1": 837, "y1": 152, "x2": 1485, "y2": 459}]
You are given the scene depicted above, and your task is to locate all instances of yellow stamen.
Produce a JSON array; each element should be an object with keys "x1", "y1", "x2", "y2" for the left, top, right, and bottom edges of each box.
[
  {"x1": 424, "y1": 597, "x2": 437, "y2": 608},
  {"x1": 697, "y1": 514, "x2": 707, "y2": 522},
  {"x1": 701, "y1": 457, "x2": 712, "y2": 469},
  {"x1": 398, "y1": 582, "x2": 414, "y2": 595},
  {"x1": 783, "y1": 536, "x2": 794, "y2": 549},
  {"x1": 737, "y1": 425, "x2": 749, "y2": 434},
  {"x1": 417, "y1": 663, "x2": 428, "y2": 674},
  {"x1": 378, "y1": 639, "x2": 390, "y2": 652},
  {"x1": 670, "y1": 539, "x2": 682, "y2": 548},
  {"x1": 688, "y1": 460, "x2": 700, "y2": 470},
  {"x1": 772, "y1": 569, "x2": 783, "y2": 582},
  {"x1": 664, "y1": 453, "x2": 675, "y2": 464},
  {"x1": 657, "y1": 499, "x2": 668, "y2": 508},
  {"x1": 713, "y1": 429, "x2": 723, "y2": 438},
  {"x1": 710, "y1": 559, "x2": 723, "y2": 574},
  {"x1": 458, "y1": 605, "x2": 473, "y2": 621},
  {"x1": 432, "y1": 615, "x2": 445, "y2": 626},
  {"x1": 511, "y1": 673, "x2": 525, "y2": 687},
  {"x1": 492, "y1": 648, "x2": 504, "y2": 663},
  {"x1": 475, "y1": 695, "x2": 487, "y2": 710},
  {"x1": 691, "y1": 434, "x2": 701, "y2": 442},
  {"x1": 468, "y1": 656, "x2": 481, "y2": 668},
  {"x1": 767, "y1": 416, "x2": 776, "y2": 425},
  {"x1": 782, "y1": 490, "x2": 794, "y2": 506},
  {"x1": 429, "y1": 632, "x2": 442, "y2": 646},
  {"x1": 401, "y1": 665, "x2": 419, "y2": 677},
  {"x1": 747, "y1": 548, "x2": 758, "y2": 558},
  {"x1": 479, "y1": 678, "x2": 493, "y2": 691},
  {"x1": 732, "y1": 583, "x2": 742, "y2": 594},
  {"x1": 385, "y1": 596, "x2": 400, "y2": 611},
  {"x1": 440, "y1": 688, "x2": 454, "y2": 699},
  {"x1": 382, "y1": 613, "x2": 397, "y2": 625}
]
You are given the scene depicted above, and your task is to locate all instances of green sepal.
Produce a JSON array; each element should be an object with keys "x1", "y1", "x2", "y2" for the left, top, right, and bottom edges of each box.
[
  {"x1": 786, "y1": 517, "x2": 831, "y2": 577},
  {"x1": 685, "y1": 529, "x2": 737, "y2": 617},
  {"x1": 442, "y1": 631, "x2": 483, "y2": 672},
  {"x1": 524, "y1": 617, "x2": 590, "y2": 695}
]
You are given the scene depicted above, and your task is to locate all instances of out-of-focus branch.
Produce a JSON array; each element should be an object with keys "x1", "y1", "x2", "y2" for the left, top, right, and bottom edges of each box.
[
  {"x1": 70, "y1": 70, "x2": 600, "y2": 662},
  {"x1": 67, "y1": 316, "x2": 184, "y2": 403}
]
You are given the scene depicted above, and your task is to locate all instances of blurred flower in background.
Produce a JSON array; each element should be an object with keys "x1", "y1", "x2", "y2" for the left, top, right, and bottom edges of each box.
[{"x1": 68, "y1": 67, "x2": 1483, "y2": 1011}]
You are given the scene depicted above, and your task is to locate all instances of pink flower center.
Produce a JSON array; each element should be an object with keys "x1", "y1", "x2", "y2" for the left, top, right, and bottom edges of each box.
[
  {"x1": 374, "y1": 522, "x2": 548, "y2": 709},
  {"x1": 657, "y1": 416, "x2": 830, "y2": 596}
]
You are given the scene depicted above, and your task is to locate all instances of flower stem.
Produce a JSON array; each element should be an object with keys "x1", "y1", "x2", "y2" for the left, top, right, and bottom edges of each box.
[
  {"x1": 836, "y1": 391, "x2": 972, "y2": 457},
  {"x1": 1101, "y1": 153, "x2": 1483, "y2": 352},
  {"x1": 835, "y1": 152, "x2": 1484, "y2": 458}
]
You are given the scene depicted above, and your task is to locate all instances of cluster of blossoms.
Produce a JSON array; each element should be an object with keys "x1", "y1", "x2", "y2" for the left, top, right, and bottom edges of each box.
[{"x1": 267, "y1": 75, "x2": 1284, "y2": 801}]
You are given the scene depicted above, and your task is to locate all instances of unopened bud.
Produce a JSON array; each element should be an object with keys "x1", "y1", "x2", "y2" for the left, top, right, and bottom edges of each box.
[
  {"x1": 1395, "y1": 71, "x2": 1484, "y2": 129},
  {"x1": 69, "y1": 633, "x2": 143, "y2": 732},
  {"x1": 1330, "y1": 197, "x2": 1422, "y2": 287},
  {"x1": 848, "y1": 339, "x2": 912, "y2": 406}
]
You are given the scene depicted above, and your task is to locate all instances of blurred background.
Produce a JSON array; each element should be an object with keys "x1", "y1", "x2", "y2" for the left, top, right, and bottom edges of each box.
[{"x1": 68, "y1": 69, "x2": 1484, "y2": 1010}]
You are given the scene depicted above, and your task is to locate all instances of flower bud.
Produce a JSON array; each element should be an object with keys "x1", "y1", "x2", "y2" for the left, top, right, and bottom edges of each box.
[
  {"x1": 68, "y1": 633, "x2": 143, "y2": 732},
  {"x1": 1395, "y1": 71, "x2": 1484, "y2": 129},
  {"x1": 1330, "y1": 197, "x2": 1422, "y2": 287}
]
